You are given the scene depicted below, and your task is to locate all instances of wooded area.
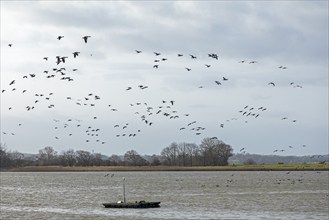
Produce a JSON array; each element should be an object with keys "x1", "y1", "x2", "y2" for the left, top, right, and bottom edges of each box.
[{"x1": 1, "y1": 137, "x2": 233, "y2": 168}]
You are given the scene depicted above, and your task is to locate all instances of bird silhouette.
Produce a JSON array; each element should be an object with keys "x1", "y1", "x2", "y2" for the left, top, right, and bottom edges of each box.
[
  {"x1": 82, "y1": 36, "x2": 91, "y2": 43},
  {"x1": 268, "y1": 82, "x2": 275, "y2": 86},
  {"x1": 57, "y1": 36, "x2": 64, "y2": 40},
  {"x1": 135, "y1": 50, "x2": 142, "y2": 53},
  {"x1": 73, "y1": 52, "x2": 80, "y2": 58},
  {"x1": 187, "y1": 121, "x2": 197, "y2": 126},
  {"x1": 104, "y1": 173, "x2": 115, "y2": 177},
  {"x1": 208, "y1": 53, "x2": 218, "y2": 59},
  {"x1": 61, "y1": 57, "x2": 68, "y2": 63},
  {"x1": 56, "y1": 56, "x2": 61, "y2": 65}
]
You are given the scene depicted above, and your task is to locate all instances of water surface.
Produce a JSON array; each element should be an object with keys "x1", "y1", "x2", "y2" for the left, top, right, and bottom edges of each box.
[{"x1": 1, "y1": 171, "x2": 328, "y2": 219}]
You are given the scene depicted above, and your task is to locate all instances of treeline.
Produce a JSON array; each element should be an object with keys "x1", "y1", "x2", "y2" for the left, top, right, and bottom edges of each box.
[
  {"x1": 231, "y1": 153, "x2": 329, "y2": 165},
  {"x1": 0, "y1": 137, "x2": 233, "y2": 169}
]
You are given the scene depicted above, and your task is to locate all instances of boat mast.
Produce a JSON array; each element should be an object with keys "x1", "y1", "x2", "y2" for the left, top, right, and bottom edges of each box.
[{"x1": 123, "y1": 177, "x2": 126, "y2": 203}]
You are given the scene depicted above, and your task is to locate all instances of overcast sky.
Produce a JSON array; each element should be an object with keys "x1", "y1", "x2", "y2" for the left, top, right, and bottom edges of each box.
[{"x1": 1, "y1": 1, "x2": 328, "y2": 156}]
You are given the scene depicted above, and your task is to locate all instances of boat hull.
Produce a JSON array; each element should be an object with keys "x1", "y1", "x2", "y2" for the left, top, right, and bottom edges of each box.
[{"x1": 103, "y1": 201, "x2": 161, "y2": 208}]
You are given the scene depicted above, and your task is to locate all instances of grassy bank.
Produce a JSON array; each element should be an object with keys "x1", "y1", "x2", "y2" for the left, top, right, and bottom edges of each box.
[{"x1": 2, "y1": 163, "x2": 328, "y2": 172}]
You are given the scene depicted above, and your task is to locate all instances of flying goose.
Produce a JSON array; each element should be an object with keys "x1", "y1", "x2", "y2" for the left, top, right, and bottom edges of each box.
[
  {"x1": 82, "y1": 36, "x2": 91, "y2": 43},
  {"x1": 73, "y1": 52, "x2": 80, "y2": 58}
]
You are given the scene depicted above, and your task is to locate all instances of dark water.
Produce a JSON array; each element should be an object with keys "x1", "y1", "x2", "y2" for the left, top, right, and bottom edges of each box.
[{"x1": 1, "y1": 171, "x2": 328, "y2": 219}]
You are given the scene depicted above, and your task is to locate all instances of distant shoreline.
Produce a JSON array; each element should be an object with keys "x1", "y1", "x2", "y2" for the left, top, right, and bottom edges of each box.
[{"x1": 2, "y1": 163, "x2": 328, "y2": 172}]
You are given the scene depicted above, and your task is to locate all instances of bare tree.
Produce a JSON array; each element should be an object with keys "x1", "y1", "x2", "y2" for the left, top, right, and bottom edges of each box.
[
  {"x1": 150, "y1": 154, "x2": 161, "y2": 166},
  {"x1": 177, "y1": 143, "x2": 188, "y2": 166},
  {"x1": 161, "y1": 142, "x2": 178, "y2": 166},
  {"x1": 200, "y1": 138, "x2": 215, "y2": 166},
  {"x1": 93, "y1": 152, "x2": 103, "y2": 166},
  {"x1": 215, "y1": 140, "x2": 233, "y2": 166},
  {"x1": 200, "y1": 138, "x2": 233, "y2": 166},
  {"x1": 59, "y1": 149, "x2": 77, "y2": 167},
  {"x1": 106, "y1": 154, "x2": 123, "y2": 166},
  {"x1": 0, "y1": 143, "x2": 11, "y2": 168},
  {"x1": 37, "y1": 146, "x2": 58, "y2": 165},
  {"x1": 10, "y1": 150, "x2": 24, "y2": 167},
  {"x1": 124, "y1": 150, "x2": 149, "y2": 166},
  {"x1": 76, "y1": 150, "x2": 93, "y2": 166},
  {"x1": 185, "y1": 143, "x2": 199, "y2": 166}
]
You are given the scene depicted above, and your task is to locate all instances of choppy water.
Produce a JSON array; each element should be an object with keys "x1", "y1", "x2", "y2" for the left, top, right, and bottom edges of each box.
[{"x1": 0, "y1": 171, "x2": 328, "y2": 219}]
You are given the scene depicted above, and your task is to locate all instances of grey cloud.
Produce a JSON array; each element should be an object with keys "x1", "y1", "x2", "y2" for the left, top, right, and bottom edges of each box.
[{"x1": 1, "y1": 1, "x2": 327, "y2": 156}]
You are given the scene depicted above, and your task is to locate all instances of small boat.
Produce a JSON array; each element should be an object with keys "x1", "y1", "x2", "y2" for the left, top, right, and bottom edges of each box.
[
  {"x1": 103, "y1": 200, "x2": 161, "y2": 208},
  {"x1": 103, "y1": 177, "x2": 161, "y2": 208}
]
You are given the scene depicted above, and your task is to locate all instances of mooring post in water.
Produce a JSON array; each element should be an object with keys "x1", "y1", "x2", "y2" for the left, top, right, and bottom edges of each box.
[{"x1": 123, "y1": 177, "x2": 126, "y2": 203}]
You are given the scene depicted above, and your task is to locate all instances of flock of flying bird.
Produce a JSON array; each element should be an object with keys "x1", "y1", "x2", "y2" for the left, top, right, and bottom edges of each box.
[{"x1": 1, "y1": 34, "x2": 309, "y2": 155}]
